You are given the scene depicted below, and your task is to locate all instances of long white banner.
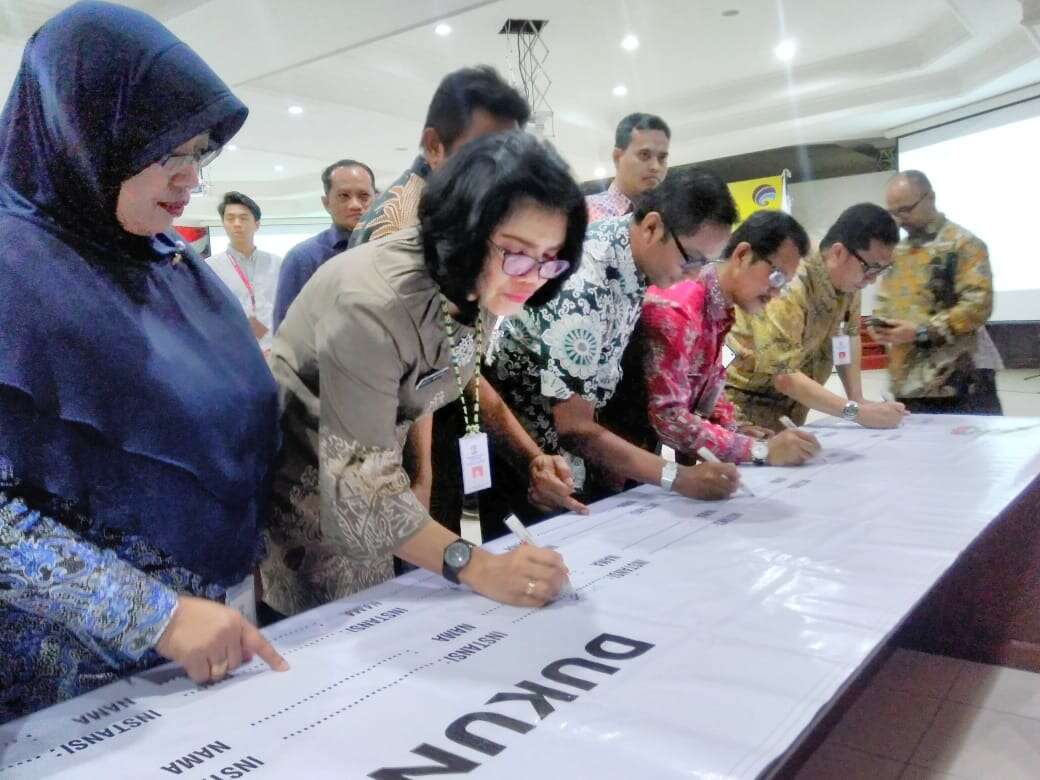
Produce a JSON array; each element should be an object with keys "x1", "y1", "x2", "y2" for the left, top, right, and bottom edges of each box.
[{"x1": 3, "y1": 415, "x2": 1040, "y2": 779}]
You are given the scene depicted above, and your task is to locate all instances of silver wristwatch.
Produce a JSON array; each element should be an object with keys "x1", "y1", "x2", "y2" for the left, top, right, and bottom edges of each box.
[
  {"x1": 659, "y1": 461, "x2": 678, "y2": 492},
  {"x1": 841, "y1": 400, "x2": 860, "y2": 421},
  {"x1": 750, "y1": 441, "x2": 769, "y2": 466}
]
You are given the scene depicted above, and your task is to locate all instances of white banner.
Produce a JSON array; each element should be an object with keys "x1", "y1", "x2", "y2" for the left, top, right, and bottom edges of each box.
[{"x1": 3, "y1": 415, "x2": 1040, "y2": 779}]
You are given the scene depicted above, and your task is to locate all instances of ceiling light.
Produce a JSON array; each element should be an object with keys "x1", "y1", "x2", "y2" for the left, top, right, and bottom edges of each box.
[
  {"x1": 226, "y1": 144, "x2": 238, "y2": 152},
  {"x1": 612, "y1": 84, "x2": 628, "y2": 97},
  {"x1": 288, "y1": 105, "x2": 303, "y2": 115},
  {"x1": 620, "y1": 34, "x2": 639, "y2": 51},
  {"x1": 434, "y1": 22, "x2": 451, "y2": 36},
  {"x1": 274, "y1": 164, "x2": 284, "y2": 172},
  {"x1": 594, "y1": 166, "x2": 607, "y2": 178},
  {"x1": 774, "y1": 39, "x2": 797, "y2": 62}
]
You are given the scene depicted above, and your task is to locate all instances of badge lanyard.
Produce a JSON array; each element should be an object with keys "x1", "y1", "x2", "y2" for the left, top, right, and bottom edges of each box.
[
  {"x1": 833, "y1": 312, "x2": 853, "y2": 366},
  {"x1": 440, "y1": 300, "x2": 491, "y2": 493},
  {"x1": 227, "y1": 251, "x2": 256, "y2": 313}
]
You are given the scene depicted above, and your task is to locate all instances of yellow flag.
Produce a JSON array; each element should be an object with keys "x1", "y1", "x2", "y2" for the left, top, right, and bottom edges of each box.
[{"x1": 727, "y1": 175, "x2": 786, "y2": 223}]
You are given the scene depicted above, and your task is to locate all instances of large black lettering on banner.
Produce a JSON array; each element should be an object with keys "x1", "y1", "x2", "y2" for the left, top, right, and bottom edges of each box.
[{"x1": 368, "y1": 632, "x2": 654, "y2": 779}]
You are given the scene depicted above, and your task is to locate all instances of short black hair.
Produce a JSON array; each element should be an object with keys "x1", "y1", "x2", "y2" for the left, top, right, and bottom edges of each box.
[
  {"x1": 321, "y1": 159, "x2": 375, "y2": 194},
  {"x1": 633, "y1": 168, "x2": 738, "y2": 236},
  {"x1": 218, "y1": 191, "x2": 261, "y2": 221},
  {"x1": 615, "y1": 113, "x2": 671, "y2": 150},
  {"x1": 820, "y1": 202, "x2": 899, "y2": 253},
  {"x1": 890, "y1": 169, "x2": 932, "y2": 193},
  {"x1": 723, "y1": 210, "x2": 810, "y2": 261},
  {"x1": 419, "y1": 131, "x2": 586, "y2": 319},
  {"x1": 423, "y1": 66, "x2": 530, "y2": 150}
]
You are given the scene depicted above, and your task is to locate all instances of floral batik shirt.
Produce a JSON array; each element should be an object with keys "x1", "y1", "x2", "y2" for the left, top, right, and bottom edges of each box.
[
  {"x1": 641, "y1": 265, "x2": 754, "y2": 463},
  {"x1": 874, "y1": 216, "x2": 994, "y2": 398},
  {"x1": 0, "y1": 487, "x2": 230, "y2": 723},
  {"x1": 348, "y1": 155, "x2": 430, "y2": 249},
  {"x1": 585, "y1": 181, "x2": 632, "y2": 223},
  {"x1": 492, "y1": 216, "x2": 647, "y2": 489}
]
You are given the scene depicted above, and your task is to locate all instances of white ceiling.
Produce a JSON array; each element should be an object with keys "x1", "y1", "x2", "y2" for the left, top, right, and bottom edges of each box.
[{"x1": 1, "y1": 0, "x2": 1039, "y2": 223}]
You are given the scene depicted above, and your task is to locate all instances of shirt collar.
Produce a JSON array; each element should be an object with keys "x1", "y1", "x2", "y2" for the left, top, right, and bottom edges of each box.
[
  {"x1": 327, "y1": 224, "x2": 352, "y2": 250},
  {"x1": 412, "y1": 154, "x2": 432, "y2": 180},
  {"x1": 906, "y1": 212, "x2": 947, "y2": 245},
  {"x1": 226, "y1": 245, "x2": 256, "y2": 262},
  {"x1": 605, "y1": 181, "x2": 633, "y2": 213},
  {"x1": 701, "y1": 263, "x2": 734, "y2": 324}
]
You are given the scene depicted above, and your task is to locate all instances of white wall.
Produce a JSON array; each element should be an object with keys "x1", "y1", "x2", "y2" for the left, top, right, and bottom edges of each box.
[{"x1": 788, "y1": 171, "x2": 891, "y2": 313}]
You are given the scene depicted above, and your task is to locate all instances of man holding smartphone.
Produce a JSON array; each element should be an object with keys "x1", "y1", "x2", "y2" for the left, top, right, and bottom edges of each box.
[
  {"x1": 724, "y1": 204, "x2": 908, "y2": 431},
  {"x1": 872, "y1": 171, "x2": 1002, "y2": 415}
]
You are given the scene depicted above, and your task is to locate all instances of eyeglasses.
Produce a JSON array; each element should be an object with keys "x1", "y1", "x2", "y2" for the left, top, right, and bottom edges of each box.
[
  {"x1": 758, "y1": 256, "x2": 792, "y2": 290},
  {"x1": 847, "y1": 246, "x2": 891, "y2": 279},
  {"x1": 492, "y1": 242, "x2": 571, "y2": 279},
  {"x1": 888, "y1": 191, "x2": 930, "y2": 218},
  {"x1": 670, "y1": 228, "x2": 708, "y2": 273},
  {"x1": 158, "y1": 145, "x2": 223, "y2": 174}
]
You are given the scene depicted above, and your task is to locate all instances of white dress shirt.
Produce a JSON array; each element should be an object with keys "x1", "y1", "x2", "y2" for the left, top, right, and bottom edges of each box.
[{"x1": 207, "y1": 246, "x2": 282, "y2": 351}]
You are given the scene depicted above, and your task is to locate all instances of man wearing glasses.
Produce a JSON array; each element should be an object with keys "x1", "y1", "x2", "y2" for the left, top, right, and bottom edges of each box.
[
  {"x1": 484, "y1": 169, "x2": 742, "y2": 539},
  {"x1": 871, "y1": 171, "x2": 1002, "y2": 414},
  {"x1": 623, "y1": 211, "x2": 822, "y2": 467},
  {"x1": 724, "y1": 203, "x2": 908, "y2": 431}
]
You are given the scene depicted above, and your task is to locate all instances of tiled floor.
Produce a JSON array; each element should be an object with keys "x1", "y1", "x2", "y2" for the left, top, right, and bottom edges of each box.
[{"x1": 794, "y1": 650, "x2": 1040, "y2": 779}]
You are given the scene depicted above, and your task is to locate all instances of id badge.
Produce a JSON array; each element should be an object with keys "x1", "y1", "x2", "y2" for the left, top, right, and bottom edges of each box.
[
  {"x1": 832, "y1": 334, "x2": 852, "y2": 366},
  {"x1": 225, "y1": 574, "x2": 257, "y2": 625},
  {"x1": 720, "y1": 344, "x2": 738, "y2": 368},
  {"x1": 459, "y1": 432, "x2": 492, "y2": 494}
]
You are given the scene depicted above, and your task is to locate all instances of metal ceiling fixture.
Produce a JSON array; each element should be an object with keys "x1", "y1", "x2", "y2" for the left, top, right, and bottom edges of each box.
[{"x1": 499, "y1": 18, "x2": 553, "y2": 138}]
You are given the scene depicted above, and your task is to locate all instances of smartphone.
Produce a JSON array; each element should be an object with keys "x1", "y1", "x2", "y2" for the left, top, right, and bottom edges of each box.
[{"x1": 866, "y1": 316, "x2": 895, "y2": 330}]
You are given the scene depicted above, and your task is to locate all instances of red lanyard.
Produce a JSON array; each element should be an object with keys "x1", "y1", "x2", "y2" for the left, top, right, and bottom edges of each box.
[{"x1": 227, "y1": 251, "x2": 256, "y2": 312}]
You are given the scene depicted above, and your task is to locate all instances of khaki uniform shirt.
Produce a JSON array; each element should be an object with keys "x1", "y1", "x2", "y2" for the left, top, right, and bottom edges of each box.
[
  {"x1": 725, "y1": 251, "x2": 861, "y2": 429},
  {"x1": 262, "y1": 227, "x2": 481, "y2": 615},
  {"x1": 874, "y1": 216, "x2": 994, "y2": 398}
]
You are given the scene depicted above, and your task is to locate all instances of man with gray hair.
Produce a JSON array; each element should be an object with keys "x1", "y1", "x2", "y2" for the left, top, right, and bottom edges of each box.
[
  {"x1": 586, "y1": 112, "x2": 670, "y2": 222},
  {"x1": 871, "y1": 170, "x2": 1002, "y2": 414}
]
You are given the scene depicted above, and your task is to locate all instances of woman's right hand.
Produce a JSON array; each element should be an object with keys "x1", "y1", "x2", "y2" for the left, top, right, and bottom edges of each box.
[
  {"x1": 460, "y1": 545, "x2": 569, "y2": 607},
  {"x1": 155, "y1": 596, "x2": 289, "y2": 684},
  {"x1": 673, "y1": 462, "x2": 739, "y2": 500}
]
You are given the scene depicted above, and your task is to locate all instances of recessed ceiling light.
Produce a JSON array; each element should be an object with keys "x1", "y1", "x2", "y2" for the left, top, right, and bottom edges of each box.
[
  {"x1": 434, "y1": 22, "x2": 451, "y2": 36},
  {"x1": 594, "y1": 166, "x2": 607, "y2": 178},
  {"x1": 226, "y1": 144, "x2": 238, "y2": 152},
  {"x1": 774, "y1": 39, "x2": 797, "y2": 62},
  {"x1": 612, "y1": 84, "x2": 628, "y2": 97},
  {"x1": 274, "y1": 164, "x2": 284, "y2": 172},
  {"x1": 620, "y1": 34, "x2": 639, "y2": 51},
  {"x1": 288, "y1": 105, "x2": 303, "y2": 115},
  {"x1": 722, "y1": 8, "x2": 740, "y2": 16}
]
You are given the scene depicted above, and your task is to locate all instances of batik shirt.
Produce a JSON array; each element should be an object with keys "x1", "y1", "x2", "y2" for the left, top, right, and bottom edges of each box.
[
  {"x1": 585, "y1": 181, "x2": 632, "y2": 223},
  {"x1": 642, "y1": 266, "x2": 754, "y2": 463},
  {"x1": 0, "y1": 488, "x2": 230, "y2": 723},
  {"x1": 348, "y1": 155, "x2": 430, "y2": 248},
  {"x1": 874, "y1": 216, "x2": 994, "y2": 398},
  {"x1": 492, "y1": 216, "x2": 647, "y2": 489},
  {"x1": 725, "y1": 251, "x2": 860, "y2": 423}
]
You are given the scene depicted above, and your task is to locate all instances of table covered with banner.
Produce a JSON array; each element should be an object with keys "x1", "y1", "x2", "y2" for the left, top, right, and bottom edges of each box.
[{"x1": 3, "y1": 414, "x2": 1040, "y2": 779}]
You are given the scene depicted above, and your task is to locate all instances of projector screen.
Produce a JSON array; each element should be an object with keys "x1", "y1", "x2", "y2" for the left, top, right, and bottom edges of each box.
[{"x1": 898, "y1": 97, "x2": 1040, "y2": 321}]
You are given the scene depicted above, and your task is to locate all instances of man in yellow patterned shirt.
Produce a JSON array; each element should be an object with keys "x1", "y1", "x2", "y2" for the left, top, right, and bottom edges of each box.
[
  {"x1": 871, "y1": 170, "x2": 1002, "y2": 414},
  {"x1": 726, "y1": 203, "x2": 908, "y2": 431}
]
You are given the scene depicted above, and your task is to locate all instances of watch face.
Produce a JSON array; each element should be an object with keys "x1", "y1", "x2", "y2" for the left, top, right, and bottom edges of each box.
[
  {"x1": 445, "y1": 541, "x2": 471, "y2": 569},
  {"x1": 752, "y1": 442, "x2": 768, "y2": 461}
]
